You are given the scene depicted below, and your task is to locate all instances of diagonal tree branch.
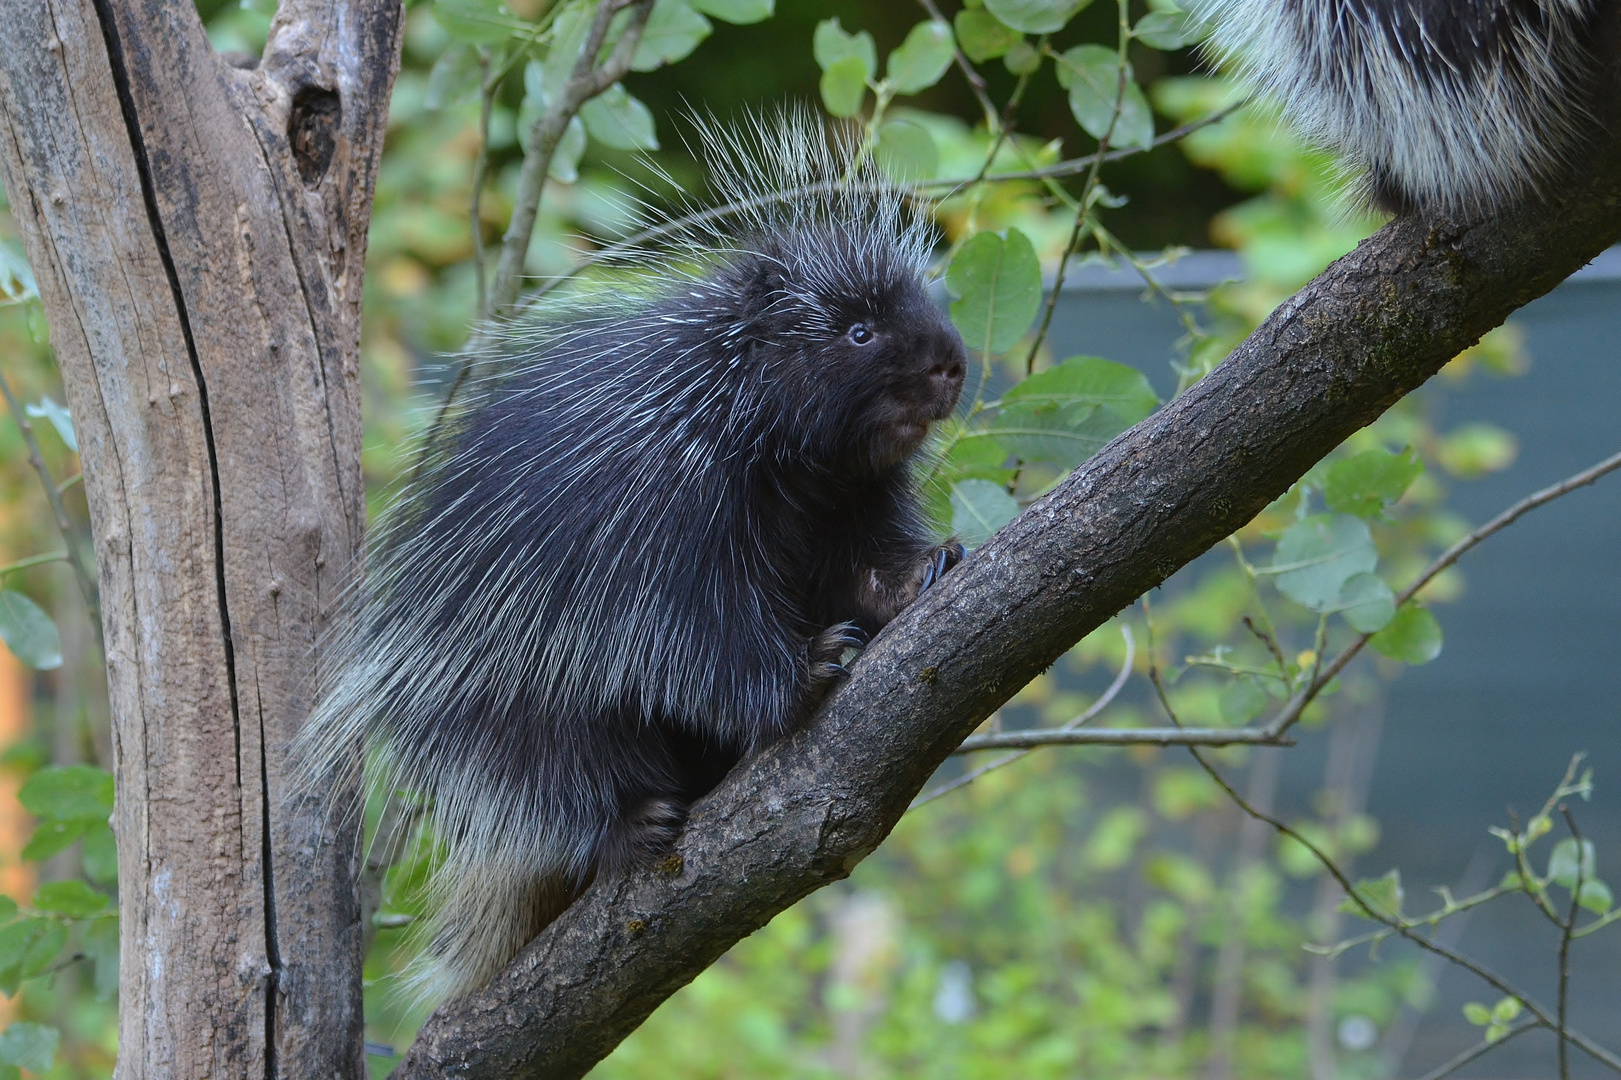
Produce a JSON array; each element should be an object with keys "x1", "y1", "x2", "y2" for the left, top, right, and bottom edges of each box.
[{"x1": 396, "y1": 130, "x2": 1621, "y2": 1077}]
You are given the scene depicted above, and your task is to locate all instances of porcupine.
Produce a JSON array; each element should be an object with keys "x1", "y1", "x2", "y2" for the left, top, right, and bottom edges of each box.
[
  {"x1": 1188, "y1": 0, "x2": 1620, "y2": 214},
  {"x1": 298, "y1": 114, "x2": 968, "y2": 1000}
]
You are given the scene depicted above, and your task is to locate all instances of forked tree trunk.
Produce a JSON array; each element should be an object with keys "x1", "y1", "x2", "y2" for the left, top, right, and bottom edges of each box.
[{"x1": 0, "y1": 1, "x2": 401, "y2": 1074}]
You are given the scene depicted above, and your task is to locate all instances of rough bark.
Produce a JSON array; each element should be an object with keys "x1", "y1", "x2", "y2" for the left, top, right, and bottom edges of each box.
[
  {"x1": 0, "y1": 0, "x2": 401, "y2": 1075},
  {"x1": 397, "y1": 140, "x2": 1621, "y2": 1076}
]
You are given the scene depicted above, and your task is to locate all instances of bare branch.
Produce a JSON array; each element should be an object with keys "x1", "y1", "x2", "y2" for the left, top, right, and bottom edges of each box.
[
  {"x1": 914, "y1": 623, "x2": 1136, "y2": 807},
  {"x1": 1410, "y1": 1021, "x2": 1540, "y2": 1080},
  {"x1": 956, "y1": 725, "x2": 1290, "y2": 750}
]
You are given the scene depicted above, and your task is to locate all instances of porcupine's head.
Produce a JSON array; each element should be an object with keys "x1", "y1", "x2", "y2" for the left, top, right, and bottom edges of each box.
[
  {"x1": 656, "y1": 108, "x2": 966, "y2": 476},
  {"x1": 717, "y1": 224, "x2": 967, "y2": 475}
]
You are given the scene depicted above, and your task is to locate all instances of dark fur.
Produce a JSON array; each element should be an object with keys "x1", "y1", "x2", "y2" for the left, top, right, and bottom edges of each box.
[{"x1": 1197, "y1": 0, "x2": 1618, "y2": 214}]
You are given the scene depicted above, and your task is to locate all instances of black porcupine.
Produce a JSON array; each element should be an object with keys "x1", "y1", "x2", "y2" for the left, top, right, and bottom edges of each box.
[
  {"x1": 1189, "y1": 0, "x2": 1619, "y2": 214},
  {"x1": 298, "y1": 114, "x2": 968, "y2": 1000}
]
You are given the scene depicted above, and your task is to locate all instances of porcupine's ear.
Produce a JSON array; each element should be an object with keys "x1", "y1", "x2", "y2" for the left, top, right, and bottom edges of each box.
[{"x1": 737, "y1": 261, "x2": 790, "y2": 320}]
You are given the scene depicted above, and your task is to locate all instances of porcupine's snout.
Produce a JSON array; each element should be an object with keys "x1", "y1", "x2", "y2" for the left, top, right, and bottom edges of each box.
[{"x1": 925, "y1": 331, "x2": 967, "y2": 420}]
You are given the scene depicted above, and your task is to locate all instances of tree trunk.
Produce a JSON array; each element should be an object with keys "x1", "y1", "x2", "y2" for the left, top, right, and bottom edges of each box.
[{"x1": 0, "y1": 0, "x2": 401, "y2": 1074}]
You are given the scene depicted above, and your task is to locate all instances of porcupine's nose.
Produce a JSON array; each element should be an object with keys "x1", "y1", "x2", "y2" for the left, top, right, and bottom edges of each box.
[{"x1": 928, "y1": 341, "x2": 967, "y2": 417}]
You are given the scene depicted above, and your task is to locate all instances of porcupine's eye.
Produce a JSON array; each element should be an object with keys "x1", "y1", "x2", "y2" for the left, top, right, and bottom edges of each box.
[{"x1": 847, "y1": 323, "x2": 875, "y2": 346}]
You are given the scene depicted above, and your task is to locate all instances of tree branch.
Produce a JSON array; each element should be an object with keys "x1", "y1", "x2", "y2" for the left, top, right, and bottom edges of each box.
[
  {"x1": 487, "y1": 0, "x2": 654, "y2": 316},
  {"x1": 396, "y1": 136, "x2": 1621, "y2": 1076}
]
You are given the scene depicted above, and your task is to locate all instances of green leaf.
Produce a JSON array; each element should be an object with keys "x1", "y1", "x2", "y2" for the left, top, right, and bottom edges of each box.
[
  {"x1": 23, "y1": 397, "x2": 76, "y2": 453},
  {"x1": 983, "y1": 0, "x2": 1088, "y2": 34},
  {"x1": 20, "y1": 819, "x2": 88, "y2": 863},
  {"x1": 954, "y1": 8, "x2": 1021, "y2": 62},
  {"x1": 945, "y1": 228, "x2": 1041, "y2": 355},
  {"x1": 987, "y1": 400, "x2": 1128, "y2": 469},
  {"x1": 85, "y1": 915, "x2": 118, "y2": 1001},
  {"x1": 579, "y1": 84, "x2": 659, "y2": 150},
  {"x1": 424, "y1": 44, "x2": 483, "y2": 110},
  {"x1": 1003, "y1": 356, "x2": 1158, "y2": 424},
  {"x1": 18, "y1": 765, "x2": 114, "y2": 823},
  {"x1": 1344, "y1": 869, "x2": 1403, "y2": 919},
  {"x1": 431, "y1": 0, "x2": 518, "y2": 43},
  {"x1": 1083, "y1": 807, "x2": 1146, "y2": 870},
  {"x1": 0, "y1": 918, "x2": 66, "y2": 995},
  {"x1": 950, "y1": 479, "x2": 1018, "y2": 547},
  {"x1": 1219, "y1": 676, "x2": 1267, "y2": 725},
  {"x1": 1132, "y1": 10, "x2": 1195, "y2": 49},
  {"x1": 0, "y1": 1022, "x2": 57, "y2": 1072},
  {"x1": 1437, "y1": 422, "x2": 1517, "y2": 478},
  {"x1": 1324, "y1": 446, "x2": 1423, "y2": 518},
  {"x1": 875, "y1": 119, "x2": 938, "y2": 181},
  {"x1": 32, "y1": 880, "x2": 106, "y2": 918},
  {"x1": 1490, "y1": 996, "x2": 1522, "y2": 1024},
  {"x1": 549, "y1": 117, "x2": 587, "y2": 183},
  {"x1": 1463, "y1": 1001, "x2": 1491, "y2": 1026},
  {"x1": 1547, "y1": 838, "x2": 1595, "y2": 889},
  {"x1": 0, "y1": 242, "x2": 38, "y2": 304},
  {"x1": 812, "y1": 18, "x2": 876, "y2": 78},
  {"x1": 1001, "y1": 39, "x2": 1040, "y2": 75},
  {"x1": 81, "y1": 821, "x2": 117, "y2": 885},
  {"x1": 1056, "y1": 46, "x2": 1152, "y2": 148},
  {"x1": 1579, "y1": 879, "x2": 1614, "y2": 914},
  {"x1": 1369, "y1": 605, "x2": 1443, "y2": 664},
  {"x1": 1268, "y1": 514, "x2": 1378, "y2": 612},
  {"x1": 1144, "y1": 852, "x2": 1214, "y2": 903},
  {"x1": 1334, "y1": 572, "x2": 1395, "y2": 634},
  {"x1": 0, "y1": 898, "x2": 14, "y2": 925},
  {"x1": 631, "y1": 0, "x2": 712, "y2": 72},
  {"x1": 819, "y1": 56, "x2": 869, "y2": 118},
  {"x1": 688, "y1": 0, "x2": 771, "y2": 23},
  {"x1": 0, "y1": 591, "x2": 60, "y2": 670},
  {"x1": 886, "y1": 21, "x2": 954, "y2": 93}
]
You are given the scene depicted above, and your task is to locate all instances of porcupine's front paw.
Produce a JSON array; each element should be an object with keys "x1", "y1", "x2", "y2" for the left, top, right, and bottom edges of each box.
[
  {"x1": 916, "y1": 541, "x2": 966, "y2": 595},
  {"x1": 807, "y1": 621, "x2": 868, "y2": 700}
]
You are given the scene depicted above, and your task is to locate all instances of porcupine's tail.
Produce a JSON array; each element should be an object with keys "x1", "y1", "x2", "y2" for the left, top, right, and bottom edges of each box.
[
  {"x1": 402, "y1": 858, "x2": 577, "y2": 1003},
  {"x1": 1190, "y1": 0, "x2": 1612, "y2": 214}
]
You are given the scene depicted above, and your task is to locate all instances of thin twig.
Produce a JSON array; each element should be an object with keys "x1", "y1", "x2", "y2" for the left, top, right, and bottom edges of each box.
[
  {"x1": 912, "y1": 0, "x2": 997, "y2": 129},
  {"x1": 1020, "y1": 0, "x2": 1131, "y2": 378},
  {"x1": 0, "y1": 550, "x2": 68, "y2": 576},
  {"x1": 1557, "y1": 805, "x2": 1585, "y2": 1080},
  {"x1": 360, "y1": 794, "x2": 427, "y2": 956},
  {"x1": 1408, "y1": 1020, "x2": 1540, "y2": 1080},
  {"x1": 955, "y1": 725, "x2": 1290, "y2": 750},
  {"x1": 471, "y1": 47, "x2": 494, "y2": 319},
  {"x1": 1264, "y1": 446, "x2": 1621, "y2": 740},
  {"x1": 0, "y1": 366, "x2": 99, "y2": 631},
  {"x1": 913, "y1": 624, "x2": 1136, "y2": 808},
  {"x1": 487, "y1": 0, "x2": 655, "y2": 316},
  {"x1": 1184, "y1": 742, "x2": 1621, "y2": 1072},
  {"x1": 524, "y1": 104, "x2": 1244, "y2": 305}
]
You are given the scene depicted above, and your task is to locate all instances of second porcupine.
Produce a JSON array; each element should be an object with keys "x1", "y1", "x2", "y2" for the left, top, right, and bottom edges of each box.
[{"x1": 299, "y1": 116, "x2": 969, "y2": 1000}]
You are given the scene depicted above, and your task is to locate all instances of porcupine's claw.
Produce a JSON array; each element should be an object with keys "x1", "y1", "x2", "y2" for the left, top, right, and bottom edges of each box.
[
  {"x1": 808, "y1": 621, "x2": 866, "y2": 694},
  {"x1": 920, "y1": 542, "x2": 966, "y2": 593}
]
